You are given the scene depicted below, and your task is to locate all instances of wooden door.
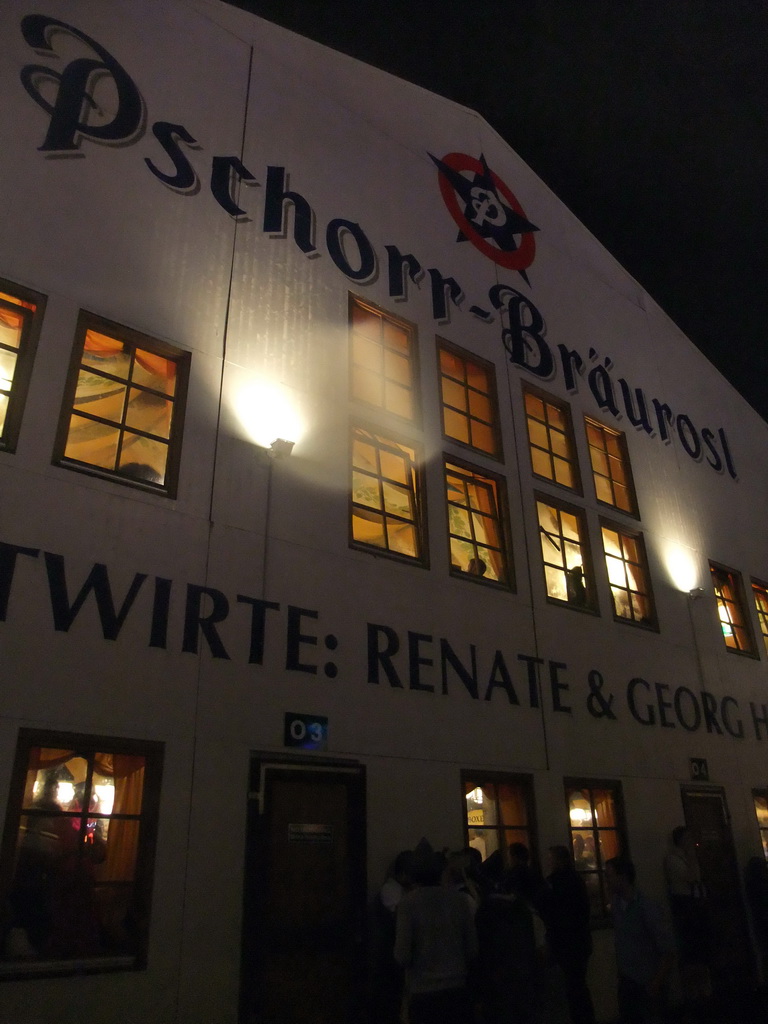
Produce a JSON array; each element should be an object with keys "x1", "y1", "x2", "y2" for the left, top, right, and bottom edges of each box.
[
  {"x1": 680, "y1": 787, "x2": 754, "y2": 1008},
  {"x1": 240, "y1": 763, "x2": 366, "y2": 1024}
]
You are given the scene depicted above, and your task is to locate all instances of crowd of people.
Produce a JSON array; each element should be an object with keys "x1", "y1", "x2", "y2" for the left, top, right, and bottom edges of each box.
[
  {"x1": 371, "y1": 840, "x2": 596, "y2": 1024},
  {"x1": 370, "y1": 829, "x2": 768, "y2": 1024}
]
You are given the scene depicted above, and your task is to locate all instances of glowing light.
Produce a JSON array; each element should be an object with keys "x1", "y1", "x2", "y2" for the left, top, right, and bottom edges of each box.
[
  {"x1": 57, "y1": 782, "x2": 75, "y2": 806},
  {"x1": 569, "y1": 792, "x2": 592, "y2": 825},
  {"x1": 94, "y1": 782, "x2": 115, "y2": 815},
  {"x1": 233, "y1": 378, "x2": 306, "y2": 451},
  {"x1": 466, "y1": 787, "x2": 484, "y2": 805},
  {"x1": 661, "y1": 542, "x2": 700, "y2": 592}
]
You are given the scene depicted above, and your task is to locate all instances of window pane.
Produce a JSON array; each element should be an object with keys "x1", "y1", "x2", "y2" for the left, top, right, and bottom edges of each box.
[
  {"x1": 0, "y1": 350, "x2": 18, "y2": 390},
  {"x1": 118, "y1": 435, "x2": 168, "y2": 484},
  {"x1": 585, "y1": 418, "x2": 636, "y2": 513},
  {"x1": 602, "y1": 526, "x2": 654, "y2": 626},
  {"x1": 0, "y1": 310, "x2": 24, "y2": 350},
  {"x1": 2, "y1": 735, "x2": 159, "y2": 970},
  {"x1": 468, "y1": 391, "x2": 491, "y2": 421},
  {"x1": 382, "y1": 482, "x2": 413, "y2": 518},
  {"x1": 711, "y1": 564, "x2": 753, "y2": 654},
  {"x1": 352, "y1": 335, "x2": 380, "y2": 371},
  {"x1": 350, "y1": 300, "x2": 414, "y2": 418},
  {"x1": 553, "y1": 459, "x2": 575, "y2": 488},
  {"x1": 383, "y1": 321, "x2": 408, "y2": 353},
  {"x1": 73, "y1": 371, "x2": 127, "y2": 422},
  {"x1": 464, "y1": 778, "x2": 534, "y2": 870},
  {"x1": 446, "y1": 461, "x2": 509, "y2": 586},
  {"x1": 444, "y1": 408, "x2": 470, "y2": 444},
  {"x1": 0, "y1": 287, "x2": 41, "y2": 450},
  {"x1": 59, "y1": 317, "x2": 186, "y2": 492},
  {"x1": 96, "y1": 819, "x2": 140, "y2": 883},
  {"x1": 380, "y1": 450, "x2": 409, "y2": 486},
  {"x1": 351, "y1": 428, "x2": 422, "y2": 562},
  {"x1": 531, "y1": 448, "x2": 551, "y2": 478},
  {"x1": 442, "y1": 377, "x2": 467, "y2": 411},
  {"x1": 572, "y1": 831, "x2": 598, "y2": 869},
  {"x1": 384, "y1": 382, "x2": 412, "y2": 419},
  {"x1": 567, "y1": 782, "x2": 625, "y2": 920},
  {"x1": 125, "y1": 389, "x2": 173, "y2": 439},
  {"x1": 352, "y1": 510, "x2": 385, "y2": 547},
  {"x1": 470, "y1": 422, "x2": 494, "y2": 453},
  {"x1": 439, "y1": 344, "x2": 499, "y2": 456},
  {"x1": 351, "y1": 366, "x2": 381, "y2": 407},
  {"x1": 593, "y1": 790, "x2": 617, "y2": 827},
  {"x1": 466, "y1": 362, "x2": 489, "y2": 391},
  {"x1": 387, "y1": 520, "x2": 417, "y2": 557},
  {"x1": 498, "y1": 784, "x2": 528, "y2": 827},
  {"x1": 384, "y1": 350, "x2": 410, "y2": 387},
  {"x1": 754, "y1": 793, "x2": 768, "y2": 830},
  {"x1": 64, "y1": 413, "x2": 120, "y2": 469},
  {"x1": 752, "y1": 584, "x2": 768, "y2": 655},
  {"x1": 526, "y1": 391, "x2": 578, "y2": 488}
]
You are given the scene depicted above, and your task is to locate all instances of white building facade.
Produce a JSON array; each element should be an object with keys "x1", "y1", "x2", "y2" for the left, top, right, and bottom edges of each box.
[{"x1": 1, "y1": 2, "x2": 767, "y2": 1021}]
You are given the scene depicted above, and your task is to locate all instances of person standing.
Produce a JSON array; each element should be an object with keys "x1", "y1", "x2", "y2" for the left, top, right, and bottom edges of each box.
[
  {"x1": 394, "y1": 852, "x2": 478, "y2": 1024},
  {"x1": 606, "y1": 855, "x2": 675, "y2": 1024},
  {"x1": 543, "y1": 845, "x2": 596, "y2": 1024},
  {"x1": 663, "y1": 826, "x2": 712, "y2": 1016}
]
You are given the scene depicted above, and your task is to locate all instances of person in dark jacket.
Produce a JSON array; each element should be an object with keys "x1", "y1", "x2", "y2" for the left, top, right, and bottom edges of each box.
[
  {"x1": 475, "y1": 866, "x2": 542, "y2": 1024},
  {"x1": 542, "y1": 845, "x2": 596, "y2": 1024}
]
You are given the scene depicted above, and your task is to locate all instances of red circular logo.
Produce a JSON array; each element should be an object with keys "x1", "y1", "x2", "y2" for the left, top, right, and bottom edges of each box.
[{"x1": 432, "y1": 152, "x2": 537, "y2": 273}]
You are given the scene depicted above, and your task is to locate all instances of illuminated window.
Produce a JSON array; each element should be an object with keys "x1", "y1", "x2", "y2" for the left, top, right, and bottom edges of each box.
[
  {"x1": 565, "y1": 781, "x2": 626, "y2": 919},
  {"x1": 463, "y1": 773, "x2": 536, "y2": 868},
  {"x1": 351, "y1": 425, "x2": 425, "y2": 563},
  {"x1": 438, "y1": 342, "x2": 500, "y2": 457},
  {"x1": 752, "y1": 791, "x2": 768, "y2": 861},
  {"x1": 446, "y1": 460, "x2": 511, "y2": 586},
  {"x1": 537, "y1": 498, "x2": 594, "y2": 609},
  {"x1": 524, "y1": 388, "x2": 579, "y2": 490},
  {"x1": 710, "y1": 563, "x2": 755, "y2": 655},
  {"x1": 54, "y1": 314, "x2": 189, "y2": 495},
  {"x1": 0, "y1": 729, "x2": 162, "y2": 976},
  {"x1": 0, "y1": 280, "x2": 45, "y2": 453},
  {"x1": 350, "y1": 298, "x2": 416, "y2": 421},
  {"x1": 601, "y1": 524, "x2": 655, "y2": 627},
  {"x1": 752, "y1": 581, "x2": 768, "y2": 656},
  {"x1": 585, "y1": 418, "x2": 636, "y2": 514}
]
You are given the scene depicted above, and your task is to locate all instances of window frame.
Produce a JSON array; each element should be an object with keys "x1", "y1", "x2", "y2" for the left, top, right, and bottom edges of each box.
[
  {"x1": 750, "y1": 579, "x2": 768, "y2": 657},
  {"x1": 444, "y1": 455, "x2": 513, "y2": 590},
  {"x1": 523, "y1": 385, "x2": 582, "y2": 494},
  {"x1": 349, "y1": 421, "x2": 428, "y2": 567},
  {"x1": 437, "y1": 338, "x2": 502, "y2": 460},
  {"x1": 564, "y1": 778, "x2": 628, "y2": 924},
  {"x1": 0, "y1": 278, "x2": 46, "y2": 455},
  {"x1": 600, "y1": 519, "x2": 657, "y2": 630},
  {"x1": 751, "y1": 789, "x2": 768, "y2": 862},
  {"x1": 53, "y1": 311, "x2": 190, "y2": 498},
  {"x1": 584, "y1": 416, "x2": 639, "y2": 517},
  {"x1": 535, "y1": 493, "x2": 598, "y2": 612},
  {"x1": 0, "y1": 728, "x2": 163, "y2": 979},
  {"x1": 709, "y1": 561, "x2": 756, "y2": 657},
  {"x1": 461, "y1": 770, "x2": 538, "y2": 871},
  {"x1": 349, "y1": 295, "x2": 419, "y2": 425}
]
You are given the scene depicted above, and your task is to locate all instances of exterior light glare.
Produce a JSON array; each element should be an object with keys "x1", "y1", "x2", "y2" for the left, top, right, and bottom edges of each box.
[
  {"x1": 662, "y1": 542, "x2": 699, "y2": 592},
  {"x1": 234, "y1": 378, "x2": 305, "y2": 451}
]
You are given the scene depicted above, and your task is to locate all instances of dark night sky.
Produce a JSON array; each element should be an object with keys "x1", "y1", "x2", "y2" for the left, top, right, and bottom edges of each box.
[{"x1": 228, "y1": 0, "x2": 768, "y2": 423}]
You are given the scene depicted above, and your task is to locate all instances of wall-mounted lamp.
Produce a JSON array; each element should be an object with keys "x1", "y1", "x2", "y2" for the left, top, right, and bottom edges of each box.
[
  {"x1": 688, "y1": 587, "x2": 706, "y2": 600},
  {"x1": 269, "y1": 438, "x2": 295, "y2": 460}
]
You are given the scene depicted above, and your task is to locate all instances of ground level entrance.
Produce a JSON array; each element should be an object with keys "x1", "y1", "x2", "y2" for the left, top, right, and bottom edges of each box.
[
  {"x1": 239, "y1": 757, "x2": 367, "y2": 1024},
  {"x1": 681, "y1": 786, "x2": 755, "y2": 1013}
]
